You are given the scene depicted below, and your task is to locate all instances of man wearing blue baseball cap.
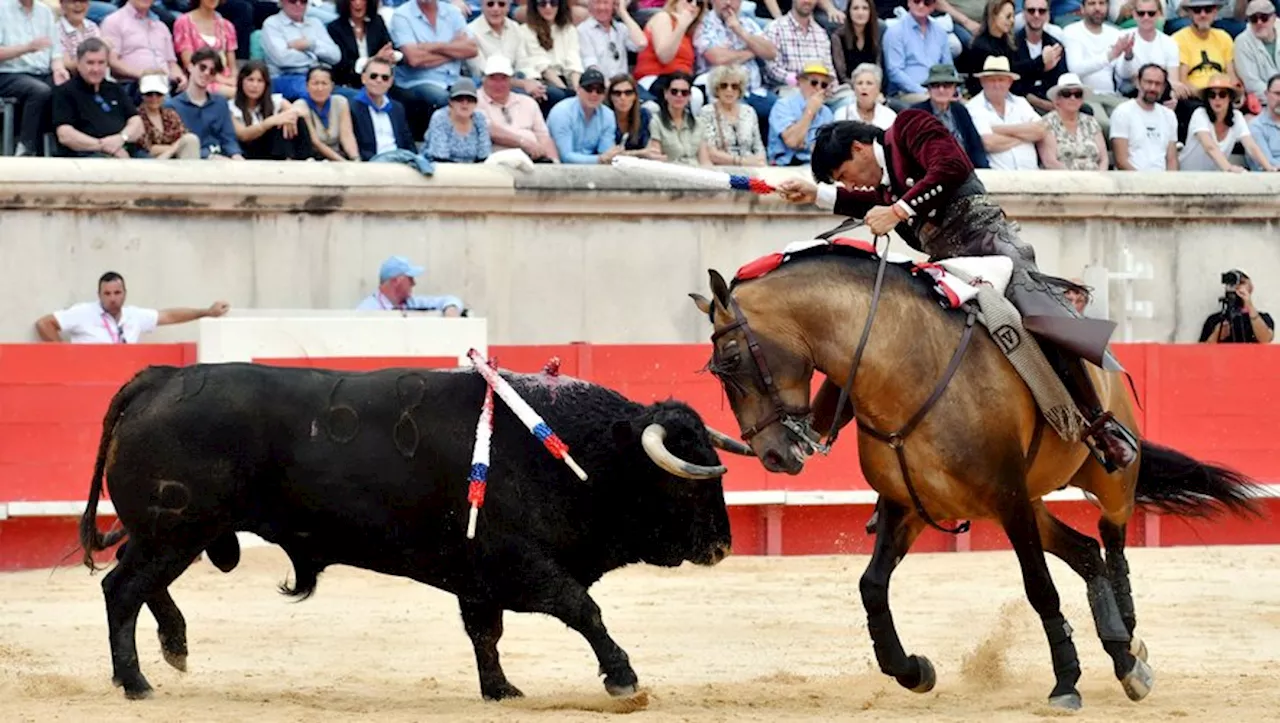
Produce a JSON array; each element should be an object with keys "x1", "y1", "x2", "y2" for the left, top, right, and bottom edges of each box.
[{"x1": 355, "y1": 255, "x2": 466, "y2": 315}]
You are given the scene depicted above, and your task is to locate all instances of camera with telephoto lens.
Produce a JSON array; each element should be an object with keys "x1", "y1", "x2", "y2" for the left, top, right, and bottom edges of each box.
[{"x1": 1220, "y1": 270, "x2": 1245, "y2": 312}]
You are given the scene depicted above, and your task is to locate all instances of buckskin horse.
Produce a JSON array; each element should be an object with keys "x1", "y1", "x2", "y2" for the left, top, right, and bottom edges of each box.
[{"x1": 690, "y1": 239, "x2": 1262, "y2": 711}]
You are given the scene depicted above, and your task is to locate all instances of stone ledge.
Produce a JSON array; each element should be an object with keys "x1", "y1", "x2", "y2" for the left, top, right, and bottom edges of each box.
[{"x1": 0, "y1": 157, "x2": 1276, "y2": 219}]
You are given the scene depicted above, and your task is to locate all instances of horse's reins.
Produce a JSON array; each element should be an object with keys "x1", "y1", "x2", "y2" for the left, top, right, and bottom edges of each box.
[{"x1": 719, "y1": 226, "x2": 978, "y2": 535}]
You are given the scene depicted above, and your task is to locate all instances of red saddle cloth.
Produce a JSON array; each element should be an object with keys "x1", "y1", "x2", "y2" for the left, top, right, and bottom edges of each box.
[{"x1": 733, "y1": 238, "x2": 882, "y2": 283}]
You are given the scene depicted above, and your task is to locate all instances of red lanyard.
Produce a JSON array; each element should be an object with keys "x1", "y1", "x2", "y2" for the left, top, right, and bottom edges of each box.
[{"x1": 101, "y1": 312, "x2": 124, "y2": 344}]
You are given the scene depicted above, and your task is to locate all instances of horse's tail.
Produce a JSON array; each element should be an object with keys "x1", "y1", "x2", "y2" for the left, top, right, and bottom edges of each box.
[
  {"x1": 1133, "y1": 440, "x2": 1266, "y2": 519},
  {"x1": 79, "y1": 366, "x2": 171, "y2": 571}
]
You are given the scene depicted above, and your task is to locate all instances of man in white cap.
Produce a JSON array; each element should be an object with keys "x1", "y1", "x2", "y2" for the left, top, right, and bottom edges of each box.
[
  {"x1": 1236, "y1": 0, "x2": 1279, "y2": 106},
  {"x1": 356, "y1": 255, "x2": 465, "y2": 315},
  {"x1": 965, "y1": 56, "x2": 1044, "y2": 170},
  {"x1": 476, "y1": 55, "x2": 558, "y2": 162}
]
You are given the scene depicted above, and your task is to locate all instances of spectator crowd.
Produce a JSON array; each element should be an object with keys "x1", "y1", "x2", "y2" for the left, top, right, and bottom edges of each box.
[{"x1": 1, "y1": 0, "x2": 1279, "y2": 170}]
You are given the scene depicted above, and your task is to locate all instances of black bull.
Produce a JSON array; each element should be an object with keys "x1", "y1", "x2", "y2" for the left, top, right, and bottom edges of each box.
[{"x1": 78, "y1": 362, "x2": 752, "y2": 701}]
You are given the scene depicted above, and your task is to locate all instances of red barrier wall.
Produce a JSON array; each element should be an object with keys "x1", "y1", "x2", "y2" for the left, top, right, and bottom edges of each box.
[{"x1": 1, "y1": 342, "x2": 1277, "y2": 569}]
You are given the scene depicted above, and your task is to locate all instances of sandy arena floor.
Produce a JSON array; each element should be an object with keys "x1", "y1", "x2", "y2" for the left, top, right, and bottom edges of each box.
[{"x1": 2, "y1": 543, "x2": 1278, "y2": 722}]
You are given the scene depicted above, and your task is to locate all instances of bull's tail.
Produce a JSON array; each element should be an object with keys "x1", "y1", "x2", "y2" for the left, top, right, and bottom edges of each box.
[
  {"x1": 79, "y1": 366, "x2": 172, "y2": 571},
  {"x1": 1134, "y1": 440, "x2": 1266, "y2": 519}
]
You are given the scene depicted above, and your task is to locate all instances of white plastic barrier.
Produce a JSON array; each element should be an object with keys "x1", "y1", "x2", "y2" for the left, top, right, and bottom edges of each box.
[{"x1": 195, "y1": 312, "x2": 488, "y2": 365}]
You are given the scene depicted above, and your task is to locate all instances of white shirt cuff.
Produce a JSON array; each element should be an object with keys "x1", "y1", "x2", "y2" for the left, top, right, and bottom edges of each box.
[
  {"x1": 896, "y1": 198, "x2": 915, "y2": 218},
  {"x1": 815, "y1": 183, "x2": 838, "y2": 211}
]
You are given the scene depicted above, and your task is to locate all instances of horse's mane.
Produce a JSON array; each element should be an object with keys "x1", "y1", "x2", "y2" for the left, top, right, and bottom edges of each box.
[{"x1": 730, "y1": 248, "x2": 965, "y2": 325}]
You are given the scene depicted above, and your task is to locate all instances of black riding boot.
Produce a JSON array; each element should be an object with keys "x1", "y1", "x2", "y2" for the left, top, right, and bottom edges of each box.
[{"x1": 1058, "y1": 355, "x2": 1139, "y2": 473}]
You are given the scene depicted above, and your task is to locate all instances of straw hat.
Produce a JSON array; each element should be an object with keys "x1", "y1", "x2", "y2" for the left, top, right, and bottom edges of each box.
[
  {"x1": 1199, "y1": 73, "x2": 1238, "y2": 99},
  {"x1": 973, "y1": 56, "x2": 1020, "y2": 81}
]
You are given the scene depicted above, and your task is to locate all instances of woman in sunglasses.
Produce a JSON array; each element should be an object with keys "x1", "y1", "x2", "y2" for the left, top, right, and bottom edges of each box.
[
  {"x1": 646, "y1": 71, "x2": 710, "y2": 165},
  {"x1": 699, "y1": 64, "x2": 765, "y2": 166},
  {"x1": 607, "y1": 73, "x2": 665, "y2": 158},
  {"x1": 1179, "y1": 73, "x2": 1278, "y2": 171},
  {"x1": 1038, "y1": 73, "x2": 1108, "y2": 169}
]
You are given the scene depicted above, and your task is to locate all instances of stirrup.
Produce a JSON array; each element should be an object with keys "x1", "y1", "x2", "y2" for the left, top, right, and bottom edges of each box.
[{"x1": 1084, "y1": 417, "x2": 1139, "y2": 473}]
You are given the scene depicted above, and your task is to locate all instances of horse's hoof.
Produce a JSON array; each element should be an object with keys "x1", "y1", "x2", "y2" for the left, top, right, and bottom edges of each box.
[
  {"x1": 1048, "y1": 692, "x2": 1083, "y2": 711},
  {"x1": 1130, "y1": 635, "x2": 1148, "y2": 663},
  {"x1": 1122, "y1": 658, "x2": 1154, "y2": 702},
  {"x1": 605, "y1": 682, "x2": 638, "y2": 697},
  {"x1": 908, "y1": 655, "x2": 936, "y2": 693},
  {"x1": 163, "y1": 650, "x2": 187, "y2": 672}
]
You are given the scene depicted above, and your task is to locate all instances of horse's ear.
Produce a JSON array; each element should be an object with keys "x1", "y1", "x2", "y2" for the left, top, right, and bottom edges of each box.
[
  {"x1": 708, "y1": 269, "x2": 732, "y2": 310},
  {"x1": 689, "y1": 292, "x2": 714, "y2": 316}
]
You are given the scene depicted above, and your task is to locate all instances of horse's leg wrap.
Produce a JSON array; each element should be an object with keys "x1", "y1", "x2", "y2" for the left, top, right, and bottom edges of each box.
[
  {"x1": 1043, "y1": 615, "x2": 1082, "y2": 699},
  {"x1": 1101, "y1": 530, "x2": 1137, "y2": 634},
  {"x1": 867, "y1": 610, "x2": 928, "y2": 690}
]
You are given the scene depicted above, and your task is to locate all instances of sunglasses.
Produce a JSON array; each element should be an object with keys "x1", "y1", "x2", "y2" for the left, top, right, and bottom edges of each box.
[
  {"x1": 1190, "y1": 6, "x2": 1215, "y2": 13},
  {"x1": 581, "y1": 84, "x2": 605, "y2": 94},
  {"x1": 718, "y1": 82, "x2": 741, "y2": 91},
  {"x1": 1134, "y1": 9, "x2": 1157, "y2": 16},
  {"x1": 1249, "y1": 12, "x2": 1273, "y2": 22},
  {"x1": 667, "y1": 86, "x2": 691, "y2": 96},
  {"x1": 809, "y1": 79, "x2": 831, "y2": 89},
  {"x1": 1206, "y1": 89, "x2": 1232, "y2": 99},
  {"x1": 1024, "y1": 6, "x2": 1047, "y2": 13},
  {"x1": 92, "y1": 92, "x2": 111, "y2": 112},
  {"x1": 610, "y1": 87, "x2": 635, "y2": 96},
  {"x1": 910, "y1": 0, "x2": 935, "y2": 5},
  {"x1": 1058, "y1": 89, "x2": 1083, "y2": 99},
  {"x1": 367, "y1": 72, "x2": 391, "y2": 81},
  {"x1": 536, "y1": 0, "x2": 557, "y2": 5},
  {"x1": 485, "y1": 0, "x2": 507, "y2": 5}
]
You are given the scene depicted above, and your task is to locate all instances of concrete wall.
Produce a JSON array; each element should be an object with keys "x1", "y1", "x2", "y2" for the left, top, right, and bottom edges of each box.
[{"x1": 1, "y1": 157, "x2": 1277, "y2": 345}]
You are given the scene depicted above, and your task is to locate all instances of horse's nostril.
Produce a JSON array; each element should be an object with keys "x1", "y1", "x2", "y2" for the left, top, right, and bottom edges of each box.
[{"x1": 763, "y1": 449, "x2": 784, "y2": 468}]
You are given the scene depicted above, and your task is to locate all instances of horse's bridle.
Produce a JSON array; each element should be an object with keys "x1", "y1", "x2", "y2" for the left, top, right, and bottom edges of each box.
[
  {"x1": 710, "y1": 300, "x2": 817, "y2": 446},
  {"x1": 710, "y1": 231, "x2": 896, "y2": 456}
]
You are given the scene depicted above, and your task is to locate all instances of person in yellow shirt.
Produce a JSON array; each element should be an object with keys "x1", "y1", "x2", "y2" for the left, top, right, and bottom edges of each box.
[{"x1": 1173, "y1": 0, "x2": 1240, "y2": 90}]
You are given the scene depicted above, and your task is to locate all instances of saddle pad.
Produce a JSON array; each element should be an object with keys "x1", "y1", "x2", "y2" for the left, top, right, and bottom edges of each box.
[{"x1": 734, "y1": 237, "x2": 1006, "y2": 311}]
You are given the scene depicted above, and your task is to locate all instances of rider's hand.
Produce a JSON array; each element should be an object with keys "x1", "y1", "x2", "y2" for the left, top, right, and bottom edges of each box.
[
  {"x1": 776, "y1": 178, "x2": 817, "y2": 205},
  {"x1": 865, "y1": 205, "x2": 902, "y2": 235}
]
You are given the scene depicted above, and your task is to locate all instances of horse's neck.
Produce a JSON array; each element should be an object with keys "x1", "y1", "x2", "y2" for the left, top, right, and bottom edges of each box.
[{"x1": 751, "y1": 265, "x2": 951, "y2": 422}]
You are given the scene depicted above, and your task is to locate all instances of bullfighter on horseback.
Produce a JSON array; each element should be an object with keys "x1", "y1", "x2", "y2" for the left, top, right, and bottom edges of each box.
[{"x1": 775, "y1": 111, "x2": 1138, "y2": 473}]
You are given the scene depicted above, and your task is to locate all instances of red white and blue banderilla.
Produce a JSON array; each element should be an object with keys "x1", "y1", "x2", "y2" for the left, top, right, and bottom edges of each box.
[
  {"x1": 467, "y1": 348, "x2": 589, "y2": 481},
  {"x1": 465, "y1": 377, "x2": 495, "y2": 540},
  {"x1": 610, "y1": 155, "x2": 778, "y2": 195}
]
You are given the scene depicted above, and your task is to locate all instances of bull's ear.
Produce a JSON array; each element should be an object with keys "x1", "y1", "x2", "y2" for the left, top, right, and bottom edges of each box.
[
  {"x1": 709, "y1": 269, "x2": 732, "y2": 310},
  {"x1": 689, "y1": 292, "x2": 713, "y2": 317},
  {"x1": 611, "y1": 419, "x2": 636, "y2": 450}
]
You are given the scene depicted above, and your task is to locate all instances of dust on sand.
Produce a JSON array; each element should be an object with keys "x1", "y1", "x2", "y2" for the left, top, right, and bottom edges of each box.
[{"x1": 3, "y1": 544, "x2": 1279, "y2": 722}]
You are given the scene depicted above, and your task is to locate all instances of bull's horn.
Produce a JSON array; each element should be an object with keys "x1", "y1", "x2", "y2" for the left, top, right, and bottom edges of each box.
[
  {"x1": 705, "y1": 426, "x2": 754, "y2": 456},
  {"x1": 641, "y1": 424, "x2": 727, "y2": 480}
]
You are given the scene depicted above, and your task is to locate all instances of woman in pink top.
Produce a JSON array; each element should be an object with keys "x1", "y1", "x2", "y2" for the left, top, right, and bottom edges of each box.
[
  {"x1": 633, "y1": 0, "x2": 702, "y2": 106},
  {"x1": 173, "y1": 0, "x2": 239, "y2": 99}
]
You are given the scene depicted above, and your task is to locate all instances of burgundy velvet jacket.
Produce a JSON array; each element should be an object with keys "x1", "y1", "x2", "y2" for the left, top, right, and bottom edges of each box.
[{"x1": 830, "y1": 109, "x2": 977, "y2": 229}]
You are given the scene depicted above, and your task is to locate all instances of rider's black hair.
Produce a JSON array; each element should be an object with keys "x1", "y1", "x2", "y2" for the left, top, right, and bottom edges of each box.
[{"x1": 811, "y1": 121, "x2": 887, "y2": 185}]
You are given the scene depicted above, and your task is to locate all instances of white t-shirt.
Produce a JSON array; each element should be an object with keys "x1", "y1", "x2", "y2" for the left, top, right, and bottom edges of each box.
[
  {"x1": 966, "y1": 92, "x2": 1042, "y2": 171},
  {"x1": 1117, "y1": 32, "x2": 1179, "y2": 91},
  {"x1": 1109, "y1": 99, "x2": 1178, "y2": 171},
  {"x1": 226, "y1": 93, "x2": 288, "y2": 125},
  {"x1": 1179, "y1": 107, "x2": 1251, "y2": 171},
  {"x1": 1061, "y1": 22, "x2": 1124, "y2": 94},
  {"x1": 52, "y1": 303, "x2": 159, "y2": 344},
  {"x1": 834, "y1": 102, "x2": 897, "y2": 130}
]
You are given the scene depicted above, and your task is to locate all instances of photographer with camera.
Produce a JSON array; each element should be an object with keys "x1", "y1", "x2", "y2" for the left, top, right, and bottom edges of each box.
[{"x1": 1199, "y1": 270, "x2": 1275, "y2": 344}]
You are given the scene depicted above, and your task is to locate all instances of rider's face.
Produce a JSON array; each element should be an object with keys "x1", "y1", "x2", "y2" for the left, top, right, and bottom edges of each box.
[{"x1": 831, "y1": 142, "x2": 882, "y2": 188}]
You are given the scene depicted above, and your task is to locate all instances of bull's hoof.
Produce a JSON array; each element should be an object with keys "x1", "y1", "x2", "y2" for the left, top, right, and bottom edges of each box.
[
  {"x1": 900, "y1": 655, "x2": 935, "y2": 693},
  {"x1": 114, "y1": 676, "x2": 154, "y2": 700},
  {"x1": 1048, "y1": 692, "x2": 1083, "y2": 711},
  {"x1": 481, "y1": 682, "x2": 524, "y2": 701},
  {"x1": 1130, "y1": 635, "x2": 1149, "y2": 663},
  {"x1": 1122, "y1": 658, "x2": 1154, "y2": 702},
  {"x1": 162, "y1": 650, "x2": 187, "y2": 673}
]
